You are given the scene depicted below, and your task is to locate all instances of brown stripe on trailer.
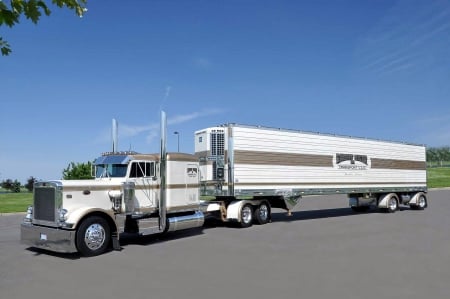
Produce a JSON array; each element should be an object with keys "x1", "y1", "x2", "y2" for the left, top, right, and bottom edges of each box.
[
  {"x1": 234, "y1": 150, "x2": 334, "y2": 167},
  {"x1": 231, "y1": 150, "x2": 425, "y2": 171},
  {"x1": 371, "y1": 158, "x2": 426, "y2": 170}
]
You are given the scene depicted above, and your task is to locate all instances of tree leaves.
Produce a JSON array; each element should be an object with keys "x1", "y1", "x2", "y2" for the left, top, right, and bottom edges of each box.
[
  {"x1": 0, "y1": 37, "x2": 12, "y2": 55},
  {"x1": 23, "y1": 0, "x2": 50, "y2": 24},
  {"x1": 0, "y1": 0, "x2": 88, "y2": 56},
  {"x1": 63, "y1": 161, "x2": 93, "y2": 180},
  {"x1": 0, "y1": 1, "x2": 20, "y2": 27}
]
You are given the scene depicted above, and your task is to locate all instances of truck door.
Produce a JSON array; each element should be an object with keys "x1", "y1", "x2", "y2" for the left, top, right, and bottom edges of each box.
[{"x1": 129, "y1": 161, "x2": 157, "y2": 213}]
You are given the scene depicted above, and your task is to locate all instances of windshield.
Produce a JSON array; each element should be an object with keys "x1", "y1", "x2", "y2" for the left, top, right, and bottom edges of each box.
[{"x1": 96, "y1": 164, "x2": 128, "y2": 178}]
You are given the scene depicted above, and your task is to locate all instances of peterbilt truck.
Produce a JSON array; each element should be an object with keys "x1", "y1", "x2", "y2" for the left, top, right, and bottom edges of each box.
[{"x1": 21, "y1": 113, "x2": 428, "y2": 256}]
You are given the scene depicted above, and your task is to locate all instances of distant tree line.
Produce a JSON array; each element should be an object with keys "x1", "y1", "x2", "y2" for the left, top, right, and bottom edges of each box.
[
  {"x1": 1, "y1": 177, "x2": 37, "y2": 193},
  {"x1": 1, "y1": 162, "x2": 93, "y2": 193},
  {"x1": 427, "y1": 147, "x2": 450, "y2": 167}
]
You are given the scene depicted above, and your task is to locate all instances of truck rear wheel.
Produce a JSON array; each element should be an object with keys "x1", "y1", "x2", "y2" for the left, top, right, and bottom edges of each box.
[
  {"x1": 411, "y1": 194, "x2": 428, "y2": 210},
  {"x1": 76, "y1": 216, "x2": 110, "y2": 256},
  {"x1": 386, "y1": 196, "x2": 399, "y2": 213},
  {"x1": 240, "y1": 204, "x2": 253, "y2": 228},
  {"x1": 254, "y1": 202, "x2": 271, "y2": 225}
]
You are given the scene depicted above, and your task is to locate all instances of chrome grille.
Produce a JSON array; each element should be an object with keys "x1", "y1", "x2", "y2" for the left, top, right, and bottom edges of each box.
[{"x1": 34, "y1": 187, "x2": 56, "y2": 222}]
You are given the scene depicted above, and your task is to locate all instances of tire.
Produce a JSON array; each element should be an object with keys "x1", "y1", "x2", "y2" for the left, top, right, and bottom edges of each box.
[
  {"x1": 254, "y1": 202, "x2": 271, "y2": 225},
  {"x1": 411, "y1": 194, "x2": 428, "y2": 210},
  {"x1": 76, "y1": 216, "x2": 110, "y2": 257},
  {"x1": 240, "y1": 204, "x2": 253, "y2": 228},
  {"x1": 385, "y1": 196, "x2": 399, "y2": 213}
]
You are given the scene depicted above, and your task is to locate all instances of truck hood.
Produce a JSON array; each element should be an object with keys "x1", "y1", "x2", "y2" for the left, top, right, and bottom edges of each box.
[{"x1": 47, "y1": 178, "x2": 126, "y2": 188}]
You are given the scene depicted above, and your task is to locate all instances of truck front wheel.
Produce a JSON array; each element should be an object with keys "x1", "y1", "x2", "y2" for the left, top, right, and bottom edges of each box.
[{"x1": 76, "y1": 216, "x2": 110, "y2": 256}]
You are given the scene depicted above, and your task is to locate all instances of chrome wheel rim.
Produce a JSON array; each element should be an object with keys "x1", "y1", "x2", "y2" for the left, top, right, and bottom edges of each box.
[
  {"x1": 389, "y1": 197, "x2": 398, "y2": 211},
  {"x1": 84, "y1": 223, "x2": 106, "y2": 251},
  {"x1": 418, "y1": 196, "x2": 427, "y2": 208},
  {"x1": 242, "y1": 206, "x2": 252, "y2": 224},
  {"x1": 259, "y1": 204, "x2": 269, "y2": 221}
]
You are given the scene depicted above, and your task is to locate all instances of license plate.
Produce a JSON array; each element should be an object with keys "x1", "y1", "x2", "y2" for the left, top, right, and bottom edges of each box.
[{"x1": 40, "y1": 233, "x2": 47, "y2": 241}]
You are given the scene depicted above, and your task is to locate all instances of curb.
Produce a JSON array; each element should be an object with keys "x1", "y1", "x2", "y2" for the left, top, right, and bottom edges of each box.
[{"x1": 0, "y1": 212, "x2": 26, "y2": 216}]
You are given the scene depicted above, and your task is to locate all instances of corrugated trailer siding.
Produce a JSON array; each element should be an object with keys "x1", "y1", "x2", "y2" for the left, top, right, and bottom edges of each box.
[
  {"x1": 233, "y1": 127, "x2": 425, "y2": 160},
  {"x1": 231, "y1": 126, "x2": 426, "y2": 190}
]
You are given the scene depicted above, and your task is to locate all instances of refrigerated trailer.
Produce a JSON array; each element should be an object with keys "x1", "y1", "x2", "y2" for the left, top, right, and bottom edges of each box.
[
  {"x1": 21, "y1": 114, "x2": 428, "y2": 256},
  {"x1": 195, "y1": 124, "x2": 427, "y2": 225}
]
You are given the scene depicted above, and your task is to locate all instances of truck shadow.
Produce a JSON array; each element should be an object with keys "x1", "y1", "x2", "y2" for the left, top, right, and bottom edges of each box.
[
  {"x1": 26, "y1": 247, "x2": 82, "y2": 259},
  {"x1": 25, "y1": 206, "x2": 414, "y2": 258},
  {"x1": 119, "y1": 227, "x2": 205, "y2": 247}
]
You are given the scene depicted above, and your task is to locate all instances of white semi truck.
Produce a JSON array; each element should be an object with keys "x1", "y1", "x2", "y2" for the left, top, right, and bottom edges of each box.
[{"x1": 21, "y1": 113, "x2": 428, "y2": 256}]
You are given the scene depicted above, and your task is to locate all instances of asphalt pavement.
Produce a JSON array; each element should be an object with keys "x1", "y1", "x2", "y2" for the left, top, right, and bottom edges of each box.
[{"x1": 1, "y1": 190, "x2": 449, "y2": 299}]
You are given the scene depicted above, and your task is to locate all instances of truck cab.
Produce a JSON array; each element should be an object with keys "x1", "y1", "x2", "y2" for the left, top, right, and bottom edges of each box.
[{"x1": 21, "y1": 151, "x2": 204, "y2": 256}]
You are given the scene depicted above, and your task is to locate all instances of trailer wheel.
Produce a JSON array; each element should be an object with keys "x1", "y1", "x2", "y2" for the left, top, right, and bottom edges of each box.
[
  {"x1": 240, "y1": 204, "x2": 253, "y2": 228},
  {"x1": 76, "y1": 216, "x2": 110, "y2": 256},
  {"x1": 411, "y1": 194, "x2": 428, "y2": 210},
  {"x1": 254, "y1": 202, "x2": 271, "y2": 225},
  {"x1": 386, "y1": 196, "x2": 399, "y2": 213}
]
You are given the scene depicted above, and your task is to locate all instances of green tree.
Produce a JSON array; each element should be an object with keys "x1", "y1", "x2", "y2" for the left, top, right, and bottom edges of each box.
[
  {"x1": 1, "y1": 179, "x2": 21, "y2": 192},
  {"x1": 0, "y1": 0, "x2": 87, "y2": 55},
  {"x1": 11, "y1": 179, "x2": 21, "y2": 192},
  {"x1": 25, "y1": 176, "x2": 38, "y2": 192},
  {"x1": 427, "y1": 147, "x2": 450, "y2": 167},
  {"x1": 1, "y1": 179, "x2": 14, "y2": 190},
  {"x1": 63, "y1": 161, "x2": 92, "y2": 179}
]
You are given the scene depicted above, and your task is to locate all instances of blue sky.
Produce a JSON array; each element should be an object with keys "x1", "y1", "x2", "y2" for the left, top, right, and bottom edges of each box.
[{"x1": 1, "y1": 0, "x2": 450, "y2": 183}]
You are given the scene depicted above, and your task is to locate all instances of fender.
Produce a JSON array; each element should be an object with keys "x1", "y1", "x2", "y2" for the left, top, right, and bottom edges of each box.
[
  {"x1": 377, "y1": 193, "x2": 398, "y2": 209},
  {"x1": 226, "y1": 200, "x2": 263, "y2": 222},
  {"x1": 65, "y1": 206, "x2": 116, "y2": 230},
  {"x1": 409, "y1": 192, "x2": 428, "y2": 209}
]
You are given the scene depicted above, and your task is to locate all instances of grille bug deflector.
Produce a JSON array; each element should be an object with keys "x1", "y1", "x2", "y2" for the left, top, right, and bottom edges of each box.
[{"x1": 33, "y1": 182, "x2": 62, "y2": 226}]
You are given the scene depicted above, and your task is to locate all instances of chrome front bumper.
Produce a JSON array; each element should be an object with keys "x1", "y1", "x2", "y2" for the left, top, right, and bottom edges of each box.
[{"x1": 21, "y1": 223, "x2": 78, "y2": 253}]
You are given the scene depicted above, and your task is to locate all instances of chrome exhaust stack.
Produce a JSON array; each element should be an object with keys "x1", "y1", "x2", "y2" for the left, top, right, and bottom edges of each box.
[
  {"x1": 112, "y1": 118, "x2": 118, "y2": 153},
  {"x1": 159, "y1": 111, "x2": 167, "y2": 232}
]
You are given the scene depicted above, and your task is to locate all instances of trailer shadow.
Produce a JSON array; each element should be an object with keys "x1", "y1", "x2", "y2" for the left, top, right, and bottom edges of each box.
[
  {"x1": 270, "y1": 205, "x2": 416, "y2": 223},
  {"x1": 271, "y1": 207, "x2": 373, "y2": 222}
]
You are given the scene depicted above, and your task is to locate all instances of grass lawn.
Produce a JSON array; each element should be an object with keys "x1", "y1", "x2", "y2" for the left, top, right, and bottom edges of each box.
[
  {"x1": 0, "y1": 190, "x2": 32, "y2": 213},
  {"x1": 427, "y1": 167, "x2": 450, "y2": 188}
]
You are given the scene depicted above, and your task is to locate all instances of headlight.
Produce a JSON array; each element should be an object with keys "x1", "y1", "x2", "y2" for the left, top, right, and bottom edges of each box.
[
  {"x1": 58, "y1": 209, "x2": 68, "y2": 222},
  {"x1": 23, "y1": 206, "x2": 33, "y2": 223},
  {"x1": 57, "y1": 209, "x2": 74, "y2": 228}
]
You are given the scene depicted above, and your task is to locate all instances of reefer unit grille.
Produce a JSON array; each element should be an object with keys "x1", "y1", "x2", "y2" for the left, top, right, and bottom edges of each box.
[
  {"x1": 34, "y1": 187, "x2": 56, "y2": 222},
  {"x1": 210, "y1": 130, "x2": 225, "y2": 156}
]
